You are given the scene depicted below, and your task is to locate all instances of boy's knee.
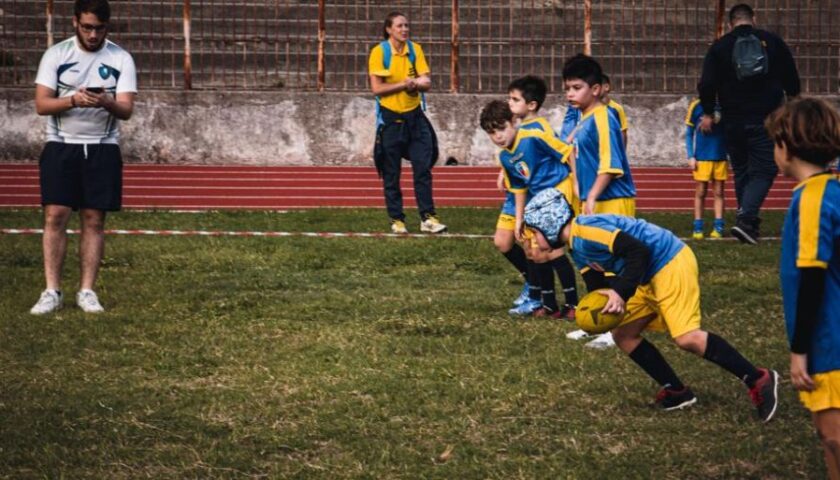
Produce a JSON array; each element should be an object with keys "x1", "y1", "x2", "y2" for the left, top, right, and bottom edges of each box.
[
  {"x1": 674, "y1": 330, "x2": 705, "y2": 354},
  {"x1": 494, "y1": 234, "x2": 514, "y2": 252}
]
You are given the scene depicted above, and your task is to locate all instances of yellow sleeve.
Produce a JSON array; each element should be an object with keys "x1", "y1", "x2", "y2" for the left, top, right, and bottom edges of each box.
[
  {"x1": 594, "y1": 108, "x2": 624, "y2": 177},
  {"x1": 685, "y1": 99, "x2": 700, "y2": 127},
  {"x1": 797, "y1": 178, "x2": 831, "y2": 268},
  {"x1": 368, "y1": 44, "x2": 390, "y2": 77},
  {"x1": 612, "y1": 101, "x2": 629, "y2": 131},
  {"x1": 414, "y1": 42, "x2": 430, "y2": 76}
]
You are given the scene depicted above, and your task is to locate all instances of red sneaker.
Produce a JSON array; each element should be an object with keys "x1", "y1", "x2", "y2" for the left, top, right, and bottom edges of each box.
[
  {"x1": 749, "y1": 368, "x2": 779, "y2": 423},
  {"x1": 653, "y1": 386, "x2": 697, "y2": 411}
]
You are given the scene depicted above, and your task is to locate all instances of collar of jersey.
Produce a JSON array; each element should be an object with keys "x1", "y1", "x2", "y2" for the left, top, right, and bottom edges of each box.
[
  {"x1": 504, "y1": 128, "x2": 544, "y2": 153},
  {"x1": 580, "y1": 103, "x2": 608, "y2": 121},
  {"x1": 794, "y1": 171, "x2": 834, "y2": 191}
]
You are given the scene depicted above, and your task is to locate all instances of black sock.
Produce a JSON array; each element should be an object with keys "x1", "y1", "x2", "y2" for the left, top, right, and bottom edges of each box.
[
  {"x1": 526, "y1": 261, "x2": 541, "y2": 301},
  {"x1": 551, "y1": 255, "x2": 579, "y2": 306},
  {"x1": 703, "y1": 332, "x2": 761, "y2": 386},
  {"x1": 502, "y1": 245, "x2": 528, "y2": 280},
  {"x1": 537, "y1": 262, "x2": 559, "y2": 311},
  {"x1": 629, "y1": 339, "x2": 685, "y2": 390}
]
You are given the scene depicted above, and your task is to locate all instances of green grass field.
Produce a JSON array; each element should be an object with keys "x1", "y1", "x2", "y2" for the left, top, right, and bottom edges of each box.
[{"x1": 0, "y1": 208, "x2": 823, "y2": 479}]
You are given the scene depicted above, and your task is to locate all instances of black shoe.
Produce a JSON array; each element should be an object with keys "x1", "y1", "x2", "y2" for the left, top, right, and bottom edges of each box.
[
  {"x1": 731, "y1": 223, "x2": 759, "y2": 245},
  {"x1": 653, "y1": 386, "x2": 697, "y2": 411},
  {"x1": 749, "y1": 368, "x2": 779, "y2": 423}
]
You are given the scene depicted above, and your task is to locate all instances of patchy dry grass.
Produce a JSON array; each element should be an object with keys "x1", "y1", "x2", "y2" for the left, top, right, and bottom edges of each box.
[{"x1": 0, "y1": 208, "x2": 822, "y2": 478}]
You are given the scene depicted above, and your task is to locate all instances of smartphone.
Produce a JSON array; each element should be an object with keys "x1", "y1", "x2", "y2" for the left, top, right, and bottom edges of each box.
[{"x1": 86, "y1": 87, "x2": 104, "y2": 94}]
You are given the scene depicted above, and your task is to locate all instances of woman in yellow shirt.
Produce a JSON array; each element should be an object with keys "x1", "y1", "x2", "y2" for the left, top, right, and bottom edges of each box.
[{"x1": 369, "y1": 12, "x2": 445, "y2": 234}]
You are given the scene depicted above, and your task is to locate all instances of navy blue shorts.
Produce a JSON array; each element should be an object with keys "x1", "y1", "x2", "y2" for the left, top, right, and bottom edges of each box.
[{"x1": 39, "y1": 142, "x2": 123, "y2": 211}]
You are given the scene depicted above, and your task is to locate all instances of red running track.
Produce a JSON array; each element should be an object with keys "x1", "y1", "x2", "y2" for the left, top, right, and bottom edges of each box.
[{"x1": 0, "y1": 163, "x2": 797, "y2": 211}]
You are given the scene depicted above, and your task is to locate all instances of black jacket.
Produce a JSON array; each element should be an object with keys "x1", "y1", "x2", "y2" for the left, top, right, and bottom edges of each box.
[{"x1": 698, "y1": 24, "x2": 800, "y2": 124}]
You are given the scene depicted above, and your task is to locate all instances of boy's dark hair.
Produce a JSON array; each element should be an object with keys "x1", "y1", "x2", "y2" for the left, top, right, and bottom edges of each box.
[
  {"x1": 480, "y1": 100, "x2": 514, "y2": 132},
  {"x1": 507, "y1": 75, "x2": 548, "y2": 111},
  {"x1": 729, "y1": 4, "x2": 755, "y2": 24},
  {"x1": 75, "y1": 0, "x2": 110, "y2": 22},
  {"x1": 383, "y1": 11, "x2": 406, "y2": 40},
  {"x1": 765, "y1": 97, "x2": 840, "y2": 167},
  {"x1": 601, "y1": 73, "x2": 611, "y2": 85},
  {"x1": 562, "y1": 54, "x2": 604, "y2": 87}
]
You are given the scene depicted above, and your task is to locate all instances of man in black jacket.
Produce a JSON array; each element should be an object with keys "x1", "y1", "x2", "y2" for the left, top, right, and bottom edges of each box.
[{"x1": 698, "y1": 3, "x2": 800, "y2": 244}]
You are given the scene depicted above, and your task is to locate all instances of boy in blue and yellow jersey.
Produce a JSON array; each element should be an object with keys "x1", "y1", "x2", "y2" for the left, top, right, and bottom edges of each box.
[
  {"x1": 502, "y1": 76, "x2": 579, "y2": 319},
  {"x1": 523, "y1": 188, "x2": 780, "y2": 421},
  {"x1": 558, "y1": 74, "x2": 627, "y2": 147},
  {"x1": 480, "y1": 98, "x2": 576, "y2": 319},
  {"x1": 562, "y1": 54, "x2": 637, "y2": 217},
  {"x1": 766, "y1": 98, "x2": 840, "y2": 477},
  {"x1": 600, "y1": 74, "x2": 629, "y2": 148},
  {"x1": 685, "y1": 98, "x2": 728, "y2": 239}
]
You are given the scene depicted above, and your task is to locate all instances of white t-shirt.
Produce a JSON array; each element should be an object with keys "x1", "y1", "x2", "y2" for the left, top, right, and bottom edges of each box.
[{"x1": 35, "y1": 36, "x2": 137, "y2": 144}]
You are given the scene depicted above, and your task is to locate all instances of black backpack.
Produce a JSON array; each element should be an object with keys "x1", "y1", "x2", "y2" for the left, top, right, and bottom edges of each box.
[{"x1": 732, "y1": 33, "x2": 769, "y2": 80}]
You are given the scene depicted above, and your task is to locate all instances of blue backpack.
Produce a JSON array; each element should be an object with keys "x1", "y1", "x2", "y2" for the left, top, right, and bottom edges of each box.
[{"x1": 375, "y1": 40, "x2": 426, "y2": 126}]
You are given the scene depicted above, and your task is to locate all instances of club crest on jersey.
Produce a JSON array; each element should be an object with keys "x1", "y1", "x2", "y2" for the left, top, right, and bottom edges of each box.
[
  {"x1": 98, "y1": 65, "x2": 111, "y2": 79},
  {"x1": 515, "y1": 161, "x2": 530, "y2": 179}
]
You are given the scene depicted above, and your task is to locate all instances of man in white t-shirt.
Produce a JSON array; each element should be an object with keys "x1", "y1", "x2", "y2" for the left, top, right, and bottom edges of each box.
[{"x1": 30, "y1": 0, "x2": 137, "y2": 315}]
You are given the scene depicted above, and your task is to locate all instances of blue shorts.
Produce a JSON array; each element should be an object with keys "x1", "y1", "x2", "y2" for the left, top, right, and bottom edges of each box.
[{"x1": 39, "y1": 142, "x2": 123, "y2": 211}]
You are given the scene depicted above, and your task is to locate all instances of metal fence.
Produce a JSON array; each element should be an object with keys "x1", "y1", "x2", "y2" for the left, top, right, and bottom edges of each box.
[{"x1": 1, "y1": 1, "x2": 838, "y2": 93}]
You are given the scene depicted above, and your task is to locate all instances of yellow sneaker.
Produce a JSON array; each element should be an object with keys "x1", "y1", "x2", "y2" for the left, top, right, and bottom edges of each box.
[
  {"x1": 692, "y1": 231, "x2": 704, "y2": 240},
  {"x1": 390, "y1": 220, "x2": 408, "y2": 234},
  {"x1": 709, "y1": 230, "x2": 723, "y2": 239}
]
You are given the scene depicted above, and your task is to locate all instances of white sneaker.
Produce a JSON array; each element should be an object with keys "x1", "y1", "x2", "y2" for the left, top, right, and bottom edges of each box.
[
  {"x1": 566, "y1": 329, "x2": 592, "y2": 340},
  {"x1": 420, "y1": 215, "x2": 447, "y2": 234},
  {"x1": 76, "y1": 289, "x2": 105, "y2": 313},
  {"x1": 585, "y1": 332, "x2": 616, "y2": 349},
  {"x1": 30, "y1": 289, "x2": 63, "y2": 315}
]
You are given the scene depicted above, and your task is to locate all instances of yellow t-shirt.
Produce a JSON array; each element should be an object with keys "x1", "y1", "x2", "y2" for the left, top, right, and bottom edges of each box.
[{"x1": 368, "y1": 40, "x2": 430, "y2": 114}]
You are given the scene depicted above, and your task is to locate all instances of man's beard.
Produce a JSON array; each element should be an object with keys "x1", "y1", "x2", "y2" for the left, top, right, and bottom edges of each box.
[{"x1": 75, "y1": 29, "x2": 105, "y2": 52}]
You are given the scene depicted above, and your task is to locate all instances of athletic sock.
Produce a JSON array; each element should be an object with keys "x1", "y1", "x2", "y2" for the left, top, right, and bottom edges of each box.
[
  {"x1": 526, "y1": 261, "x2": 541, "y2": 301},
  {"x1": 537, "y1": 262, "x2": 559, "y2": 312},
  {"x1": 713, "y1": 218, "x2": 725, "y2": 233},
  {"x1": 551, "y1": 255, "x2": 578, "y2": 306},
  {"x1": 628, "y1": 339, "x2": 685, "y2": 390},
  {"x1": 693, "y1": 219, "x2": 704, "y2": 232},
  {"x1": 703, "y1": 332, "x2": 762, "y2": 387},
  {"x1": 502, "y1": 244, "x2": 529, "y2": 280}
]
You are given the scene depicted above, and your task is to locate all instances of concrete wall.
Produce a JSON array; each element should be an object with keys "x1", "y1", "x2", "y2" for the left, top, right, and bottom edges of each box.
[{"x1": 2, "y1": 89, "x2": 832, "y2": 166}]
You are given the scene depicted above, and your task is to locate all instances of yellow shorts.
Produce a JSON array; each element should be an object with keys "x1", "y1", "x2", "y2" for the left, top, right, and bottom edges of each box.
[
  {"x1": 620, "y1": 247, "x2": 702, "y2": 338},
  {"x1": 799, "y1": 370, "x2": 840, "y2": 412},
  {"x1": 497, "y1": 213, "x2": 516, "y2": 231},
  {"x1": 693, "y1": 161, "x2": 728, "y2": 182},
  {"x1": 594, "y1": 197, "x2": 636, "y2": 217}
]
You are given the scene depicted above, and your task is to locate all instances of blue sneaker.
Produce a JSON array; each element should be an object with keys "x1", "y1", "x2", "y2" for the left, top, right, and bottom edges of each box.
[
  {"x1": 512, "y1": 283, "x2": 530, "y2": 307},
  {"x1": 508, "y1": 298, "x2": 542, "y2": 316}
]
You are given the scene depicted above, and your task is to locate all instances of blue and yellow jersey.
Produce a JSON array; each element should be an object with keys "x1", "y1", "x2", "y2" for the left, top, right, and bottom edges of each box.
[
  {"x1": 685, "y1": 99, "x2": 726, "y2": 161},
  {"x1": 607, "y1": 99, "x2": 629, "y2": 132},
  {"x1": 573, "y1": 104, "x2": 637, "y2": 202},
  {"x1": 519, "y1": 116, "x2": 555, "y2": 136},
  {"x1": 781, "y1": 173, "x2": 840, "y2": 374},
  {"x1": 498, "y1": 127, "x2": 572, "y2": 196},
  {"x1": 368, "y1": 41, "x2": 430, "y2": 114},
  {"x1": 558, "y1": 105, "x2": 581, "y2": 141},
  {"x1": 568, "y1": 215, "x2": 685, "y2": 284}
]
